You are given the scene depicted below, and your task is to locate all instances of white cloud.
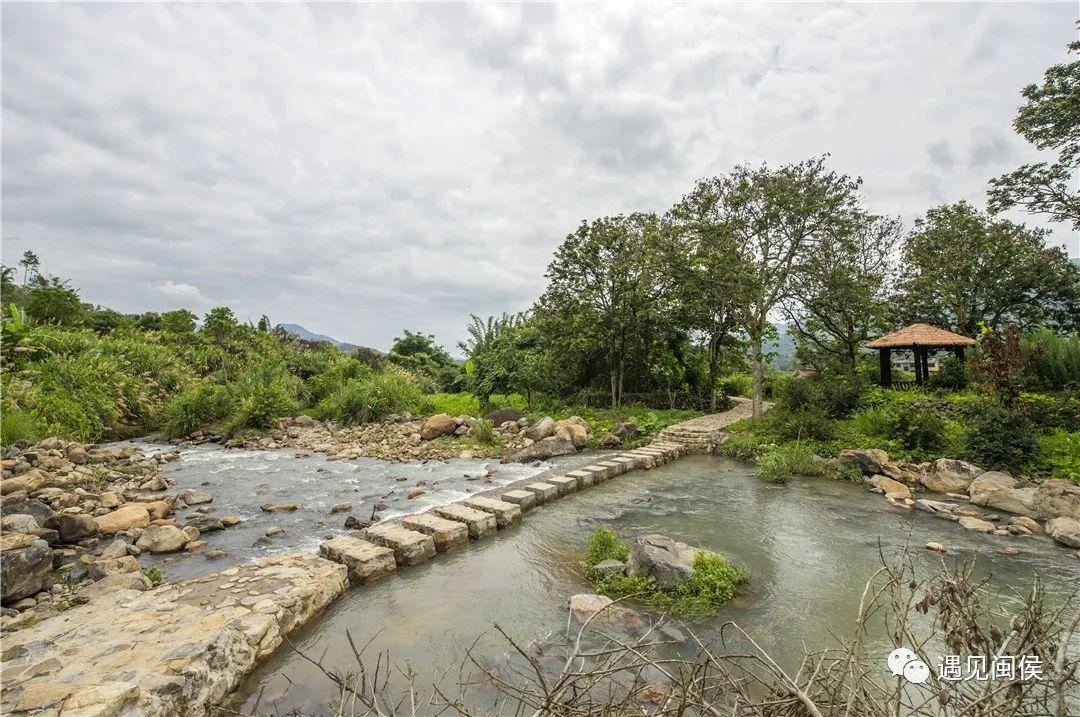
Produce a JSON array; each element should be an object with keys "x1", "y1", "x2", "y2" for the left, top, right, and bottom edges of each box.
[{"x1": 2, "y1": 2, "x2": 1075, "y2": 349}]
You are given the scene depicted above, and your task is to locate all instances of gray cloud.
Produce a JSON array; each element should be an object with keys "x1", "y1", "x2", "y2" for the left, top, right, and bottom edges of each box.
[{"x1": 2, "y1": 3, "x2": 1075, "y2": 350}]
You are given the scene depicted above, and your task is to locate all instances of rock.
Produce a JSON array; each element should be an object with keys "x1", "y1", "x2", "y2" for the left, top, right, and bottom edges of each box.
[
  {"x1": 261, "y1": 503, "x2": 299, "y2": 513},
  {"x1": 870, "y1": 475, "x2": 911, "y2": 499},
  {"x1": 43, "y1": 513, "x2": 99, "y2": 543},
  {"x1": 220, "y1": 515, "x2": 243, "y2": 527},
  {"x1": 99, "y1": 539, "x2": 130, "y2": 560},
  {"x1": 507, "y1": 437, "x2": 577, "y2": 463},
  {"x1": 613, "y1": 422, "x2": 640, "y2": 440},
  {"x1": 916, "y1": 499, "x2": 959, "y2": 515},
  {"x1": 925, "y1": 542, "x2": 948, "y2": 553},
  {"x1": 968, "y1": 471, "x2": 1017, "y2": 496},
  {"x1": 1046, "y1": 517, "x2": 1080, "y2": 548},
  {"x1": 555, "y1": 423, "x2": 588, "y2": 449},
  {"x1": 3, "y1": 499, "x2": 55, "y2": 525},
  {"x1": 1033, "y1": 479, "x2": 1080, "y2": 521},
  {"x1": 407, "y1": 489, "x2": 425, "y2": 499},
  {"x1": 185, "y1": 515, "x2": 225, "y2": 533},
  {"x1": 135, "y1": 524, "x2": 189, "y2": 553},
  {"x1": 1, "y1": 514, "x2": 40, "y2": 534},
  {"x1": 205, "y1": 549, "x2": 227, "y2": 560},
  {"x1": 975, "y1": 486, "x2": 1038, "y2": 517},
  {"x1": 1, "y1": 536, "x2": 52, "y2": 603},
  {"x1": 87, "y1": 555, "x2": 141, "y2": 581},
  {"x1": 837, "y1": 449, "x2": 890, "y2": 476},
  {"x1": 95, "y1": 504, "x2": 151, "y2": 534},
  {"x1": 921, "y1": 459, "x2": 983, "y2": 495},
  {"x1": 329, "y1": 502, "x2": 352, "y2": 515},
  {"x1": 1, "y1": 470, "x2": 46, "y2": 495},
  {"x1": 420, "y1": 414, "x2": 456, "y2": 441},
  {"x1": 99, "y1": 491, "x2": 122, "y2": 509},
  {"x1": 485, "y1": 408, "x2": 524, "y2": 426},
  {"x1": 628, "y1": 534, "x2": 700, "y2": 589},
  {"x1": 958, "y1": 516, "x2": 996, "y2": 533},
  {"x1": 66, "y1": 444, "x2": 88, "y2": 465},
  {"x1": 594, "y1": 559, "x2": 626, "y2": 577},
  {"x1": 525, "y1": 416, "x2": 557, "y2": 442},
  {"x1": 183, "y1": 526, "x2": 201, "y2": 541},
  {"x1": 568, "y1": 593, "x2": 619, "y2": 624},
  {"x1": 180, "y1": 489, "x2": 213, "y2": 505},
  {"x1": 145, "y1": 500, "x2": 171, "y2": 520},
  {"x1": 1009, "y1": 516, "x2": 1042, "y2": 534},
  {"x1": 265, "y1": 526, "x2": 284, "y2": 537},
  {"x1": 344, "y1": 515, "x2": 373, "y2": 530},
  {"x1": 600, "y1": 434, "x2": 622, "y2": 448}
]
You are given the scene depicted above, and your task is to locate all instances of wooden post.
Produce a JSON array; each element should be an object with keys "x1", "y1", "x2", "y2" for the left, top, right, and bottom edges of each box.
[
  {"x1": 953, "y1": 347, "x2": 965, "y2": 362},
  {"x1": 913, "y1": 347, "x2": 923, "y2": 384},
  {"x1": 921, "y1": 350, "x2": 931, "y2": 381},
  {"x1": 878, "y1": 348, "x2": 892, "y2": 388}
]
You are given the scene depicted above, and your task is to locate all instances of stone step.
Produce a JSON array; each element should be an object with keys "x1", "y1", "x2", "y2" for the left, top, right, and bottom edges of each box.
[
  {"x1": 584, "y1": 464, "x2": 616, "y2": 481},
  {"x1": 565, "y1": 469, "x2": 595, "y2": 488},
  {"x1": 319, "y1": 536, "x2": 396, "y2": 584},
  {"x1": 462, "y1": 496, "x2": 522, "y2": 528},
  {"x1": 546, "y1": 475, "x2": 577, "y2": 495},
  {"x1": 596, "y1": 460, "x2": 625, "y2": 476},
  {"x1": 524, "y1": 482, "x2": 559, "y2": 504},
  {"x1": 502, "y1": 489, "x2": 537, "y2": 511},
  {"x1": 435, "y1": 504, "x2": 497, "y2": 539},
  {"x1": 363, "y1": 523, "x2": 436, "y2": 566},
  {"x1": 402, "y1": 513, "x2": 469, "y2": 553}
]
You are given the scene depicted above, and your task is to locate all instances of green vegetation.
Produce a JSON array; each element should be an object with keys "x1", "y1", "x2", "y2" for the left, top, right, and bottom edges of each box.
[
  {"x1": 143, "y1": 567, "x2": 164, "y2": 587},
  {"x1": 583, "y1": 527, "x2": 748, "y2": 616}
]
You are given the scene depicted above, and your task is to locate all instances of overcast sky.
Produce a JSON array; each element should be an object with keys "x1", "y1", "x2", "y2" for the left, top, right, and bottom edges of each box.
[{"x1": 2, "y1": 3, "x2": 1076, "y2": 351}]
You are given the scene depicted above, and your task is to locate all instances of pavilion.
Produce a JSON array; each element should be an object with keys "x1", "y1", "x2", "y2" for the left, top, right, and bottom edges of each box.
[{"x1": 865, "y1": 323, "x2": 976, "y2": 388}]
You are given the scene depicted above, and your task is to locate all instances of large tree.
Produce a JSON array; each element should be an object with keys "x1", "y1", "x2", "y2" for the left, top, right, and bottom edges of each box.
[
  {"x1": 536, "y1": 213, "x2": 665, "y2": 407},
  {"x1": 717, "y1": 158, "x2": 863, "y2": 418},
  {"x1": 663, "y1": 180, "x2": 749, "y2": 409},
  {"x1": 989, "y1": 33, "x2": 1080, "y2": 229},
  {"x1": 896, "y1": 201, "x2": 1079, "y2": 335},
  {"x1": 785, "y1": 213, "x2": 900, "y2": 378}
]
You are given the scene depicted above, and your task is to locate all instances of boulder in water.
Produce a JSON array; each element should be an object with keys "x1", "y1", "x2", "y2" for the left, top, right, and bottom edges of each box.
[
  {"x1": 627, "y1": 534, "x2": 699, "y2": 589},
  {"x1": 508, "y1": 437, "x2": 577, "y2": 463}
]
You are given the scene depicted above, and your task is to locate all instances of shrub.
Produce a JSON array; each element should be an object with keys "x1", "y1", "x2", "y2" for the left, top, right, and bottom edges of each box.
[
  {"x1": 304, "y1": 356, "x2": 373, "y2": 404},
  {"x1": 1, "y1": 407, "x2": 45, "y2": 446},
  {"x1": 1022, "y1": 329, "x2": 1080, "y2": 390},
  {"x1": 229, "y1": 382, "x2": 296, "y2": 431},
  {"x1": 672, "y1": 551, "x2": 749, "y2": 610},
  {"x1": 778, "y1": 375, "x2": 864, "y2": 419},
  {"x1": 719, "y1": 432, "x2": 772, "y2": 461},
  {"x1": 424, "y1": 392, "x2": 481, "y2": 417},
  {"x1": 319, "y1": 368, "x2": 424, "y2": 425},
  {"x1": 962, "y1": 401, "x2": 1039, "y2": 472},
  {"x1": 486, "y1": 393, "x2": 528, "y2": 412},
  {"x1": 767, "y1": 406, "x2": 836, "y2": 441},
  {"x1": 162, "y1": 384, "x2": 232, "y2": 438},
  {"x1": 470, "y1": 418, "x2": 495, "y2": 444},
  {"x1": 757, "y1": 443, "x2": 830, "y2": 483},
  {"x1": 718, "y1": 373, "x2": 752, "y2": 398},
  {"x1": 894, "y1": 404, "x2": 949, "y2": 458},
  {"x1": 143, "y1": 567, "x2": 164, "y2": 587},
  {"x1": 1032, "y1": 430, "x2": 1080, "y2": 483},
  {"x1": 929, "y1": 355, "x2": 969, "y2": 390},
  {"x1": 586, "y1": 526, "x2": 629, "y2": 565}
]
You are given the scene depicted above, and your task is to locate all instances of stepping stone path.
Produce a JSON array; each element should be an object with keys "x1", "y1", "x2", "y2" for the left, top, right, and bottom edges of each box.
[{"x1": 1, "y1": 403, "x2": 744, "y2": 717}]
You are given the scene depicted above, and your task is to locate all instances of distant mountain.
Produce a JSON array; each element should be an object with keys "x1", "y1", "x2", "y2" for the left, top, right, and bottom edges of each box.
[{"x1": 277, "y1": 323, "x2": 360, "y2": 353}]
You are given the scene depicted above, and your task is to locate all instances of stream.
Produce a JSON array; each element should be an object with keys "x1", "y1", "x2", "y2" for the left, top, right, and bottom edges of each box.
[{"x1": 209, "y1": 454, "x2": 1079, "y2": 714}]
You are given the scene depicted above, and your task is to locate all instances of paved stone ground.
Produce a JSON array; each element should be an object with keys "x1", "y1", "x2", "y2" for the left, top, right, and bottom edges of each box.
[
  {"x1": 656, "y1": 397, "x2": 760, "y2": 451},
  {"x1": 0, "y1": 553, "x2": 346, "y2": 717}
]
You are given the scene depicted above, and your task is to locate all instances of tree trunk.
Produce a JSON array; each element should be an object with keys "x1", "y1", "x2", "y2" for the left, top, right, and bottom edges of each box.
[
  {"x1": 751, "y1": 332, "x2": 765, "y2": 420},
  {"x1": 708, "y1": 334, "x2": 721, "y2": 411},
  {"x1": 609, "y1": 365, "x2": 617, "y2": 409},
  {"x1": 616, "y1": 355, "x2": 625, "y2": 407}
]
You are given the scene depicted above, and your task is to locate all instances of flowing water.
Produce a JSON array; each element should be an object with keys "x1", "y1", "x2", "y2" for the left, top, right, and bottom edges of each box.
[
  {"x1": 135, "y1": 441, "x2": 614, "y2": 582},
  {"x1": 225, "y1": 454, "x2": 1078, "y2": 714}
]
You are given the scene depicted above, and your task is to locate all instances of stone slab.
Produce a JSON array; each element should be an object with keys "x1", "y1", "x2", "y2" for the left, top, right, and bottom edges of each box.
[
  {"x1": 546, "y1": 475, "x2": 577, "y2": 496},
  {"x1": 0, "y1": 553, "x2": 346, "y2": 717},
  {"x1": 597, "y1": 460, "x2": 624, "y2": 476},
  {"x1": 565, "y1": 470, "x2": 594, "y2": 489},
  {"x1": 434, "y1": 504, "x2": 497, "y2": 539},
  {"x1": 501, "y1": 489, "x2": 537, "y2": 511},
  {"x1": 363, "y1": 523, "x2": 436, "y2": 565},
  {"x1": 524, "y1": 482, "x2": 559, "y2": 504},
  {"x1": 584, "y1": 464, "x2": 615, "y2": 481},
  {"x1": 319, "y1": 536, "x2": 396, "y2": 584},
  {"x1": 402, "y1": 513, "x2": 468, "y2": 552},
  {"x1": 462, "y1": 496, "x2": 522, "y2": 528}
]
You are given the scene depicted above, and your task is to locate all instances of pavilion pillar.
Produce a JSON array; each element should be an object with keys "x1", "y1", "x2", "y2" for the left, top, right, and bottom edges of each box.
[
  {"x1": 953, "y1": 347, "x2": 965, "y2": 362},
  {"x1": 913, "y1": 347, "x2": 924, "y2": 385},
  {"x1": 878, "y1": 348, "x2": 892, "y2": 388},
  {"x1": 921, "y1": 349, "x2": 931, "y2": 381}
]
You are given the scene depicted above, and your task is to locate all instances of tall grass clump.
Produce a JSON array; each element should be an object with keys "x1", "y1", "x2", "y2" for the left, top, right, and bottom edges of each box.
[
  {"x1": 1, "y1": 407, "x2": 45, "y2": 445},
  {"x1": 757, "y1": 443, "x2": 831, "y2": 483},
  {"x1": 319, "y1": 367, "x2": 424, "y2": 425},
  {"x1": 1022, "y1": 328, "x2": 1080, "y2": 390},
  {"x1": 162, "y1": 384, "x2": 232, "y2": 438},
  {"x1": 470, "y1": 418, "x2": 495, "y2": 444}
]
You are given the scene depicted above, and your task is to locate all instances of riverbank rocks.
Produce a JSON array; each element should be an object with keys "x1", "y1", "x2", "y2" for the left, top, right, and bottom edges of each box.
[
  {"x1": 838, "y1": 449, "x2": 891, "y2": 476},
  {"x1": 870, "y1": 475, "x2": 911, "y2": 500},
  {"x1": 484, "y1": 407, "x2": 524, "y2": 426},
  {"x1": 628, "y1": 534, "x2": 700, "y2": 589},
  {"x1": 1, "y1": 534, "x2": 52, "y2": 602},
  {"x1": 508, "y1": 436, "x2": 577, "y2": 462},
  {"x1": 96, "y1": 503, "x2": 152, "y2": 534},
  {"x1": 1033, "y1": 479, "x2": 1080, "y2": 521},
  {"x1": 136, "y1": 524, "x2": 189, "y2": 553},
  {"x1": 920, "y1": 459, "x2": 983, "y2": 494},
  {"x1": 525, "y1": 416, "x2": 557, "y2": 441},
  {"x1": 958, "y1": 516, "x2": 997, "y2": 533},
  {"x1": 0, "y1": 553, "x2": 347, "y2": 717},
  {"x1": 43, "y1": 513, "x2": 98, "y2": 543},
  {"x1": 420, "y1": 413, "x2": 456, "y2": 440},
  {"x1": 1046, "y1": 517, "x2": 1080, "y2": 548},
  {"x1": 969, "y1": 473, "x2": 1038, "y2": 517}
]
